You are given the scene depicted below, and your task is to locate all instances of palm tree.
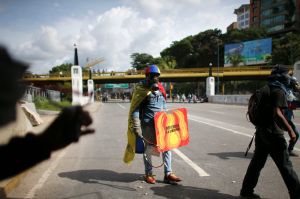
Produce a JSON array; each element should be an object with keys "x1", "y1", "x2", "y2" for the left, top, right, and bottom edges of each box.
[{"x1": 226, "y1": 53, "x2": 244, "y2": 67}]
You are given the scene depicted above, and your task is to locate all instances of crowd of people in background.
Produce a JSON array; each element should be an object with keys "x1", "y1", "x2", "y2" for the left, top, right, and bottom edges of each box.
[
  {"x1": 99, "y1": 91, "x2": 208, "y2": 104},
  {"x1": 171, "y1": 93, "x2": 208, "y2": 103}
]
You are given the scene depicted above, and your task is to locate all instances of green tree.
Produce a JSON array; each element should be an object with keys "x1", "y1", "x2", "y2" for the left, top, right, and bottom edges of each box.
[
  {"x1": 264, "y1": 54, "x2": 272, "y2": 65},
  {"x1": 49, "y1": 63, "x2": 73, "y2": 74},
  {"x1": 223, "y1": 27, "x2": 268, "y2": 44},
  {"x1": 192, "y1": 29, "x2": 223, "y2": 67},
  {"x1": 161, "y1": 29, "x2": 223, "y2": 68},
  {"x1": 272, "y1": 33, "x2": 300, "y2": 65},
  {"x1": 161, "y1": 36, "x2": 194, "y2": 68},
  {"x1": 130, "y1": 53, "x2": 157, "y2": 70},
  {"x1": 226, "y1": 53, "x2": 244, "y2": 67},
  {"x1": 157, "y1": 56, "x2": 177, "y2": 69}
]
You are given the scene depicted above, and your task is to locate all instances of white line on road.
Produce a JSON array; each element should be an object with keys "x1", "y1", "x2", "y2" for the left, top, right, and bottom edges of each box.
[
  {"x1": 208, "y1": 110, "x2": 225, "y2": 115},
  {"x1": 173, "y1": 148, "x2": 210, "y2": 177},
  {"x1": 188, "y1": 114, "x2": 300, "y2": 152},
  {"x1": 188, "y1": 114, "x2": 253, "y2": 138},
  {"x1": 26, "y1": 151, "x2": 66, "y2": 199},
  {"x1": 117, "y1": 103, "x2": 126, "y2": 109}
]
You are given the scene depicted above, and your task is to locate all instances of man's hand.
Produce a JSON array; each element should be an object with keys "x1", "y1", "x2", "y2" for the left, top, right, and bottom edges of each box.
[
  {"x1": 276, "y1": 108, "x2": 296, "y2": 142},
  {"x1": 289, "y1": 130, "x2": 297, "y2": 142},
  {"x1": 40, "y1": 106, "x2": 95, "y2": 151},
  {"x1": 132, "y1": 117, "x2": 143, "y2": 138}
]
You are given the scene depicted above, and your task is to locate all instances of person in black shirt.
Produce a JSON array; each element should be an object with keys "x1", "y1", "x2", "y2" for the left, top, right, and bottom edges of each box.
[{"x1": 240, "y1": 65, "x2": 300, "y2": 199}]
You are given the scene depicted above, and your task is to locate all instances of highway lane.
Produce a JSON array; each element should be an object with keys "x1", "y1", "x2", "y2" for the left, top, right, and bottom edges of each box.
[{"x1": 8, "y1": 102, "x2": 300, "y2": 199}]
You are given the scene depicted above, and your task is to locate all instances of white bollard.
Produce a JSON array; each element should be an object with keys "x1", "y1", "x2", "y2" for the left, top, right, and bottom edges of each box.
[{"x1": 206, "y1": 76, "x2": 215, "y2": 96}]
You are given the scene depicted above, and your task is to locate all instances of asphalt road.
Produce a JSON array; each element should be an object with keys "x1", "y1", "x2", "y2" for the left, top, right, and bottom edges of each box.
[{"x1": 8, "y1": 102, "x2": 300, "y2": 199}]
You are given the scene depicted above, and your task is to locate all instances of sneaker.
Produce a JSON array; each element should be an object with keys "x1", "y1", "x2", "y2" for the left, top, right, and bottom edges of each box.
[
  {"x1": 289, "y1": 151, "x2": 299, "y2": 157},
  {"x1": 144, "y1": 174, "x2": 156, "y2": 184},
  {"x1": 240, "y1": 192, "x2": 261, "y2": 198},
  {"x1": 164, "y1": 173, "x2": 182, "y2": 184}
]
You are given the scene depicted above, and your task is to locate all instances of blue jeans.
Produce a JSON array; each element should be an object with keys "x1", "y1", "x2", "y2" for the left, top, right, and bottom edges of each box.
[
  {"x1": 143, "y1": 144, "x2": 172, "y2": 175},
  {"x1": 141, "y1": 124, "x2": 172, "y2": 175}
]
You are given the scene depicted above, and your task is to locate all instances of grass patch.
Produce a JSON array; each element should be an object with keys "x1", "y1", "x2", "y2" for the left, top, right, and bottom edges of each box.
[{"x1": 34, "y1": 96, "x2": 71, "y2": 111}]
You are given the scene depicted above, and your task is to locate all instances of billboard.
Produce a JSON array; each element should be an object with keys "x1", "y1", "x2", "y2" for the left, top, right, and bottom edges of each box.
[{"x1": 224, "y1": 38, "x2": 272, "y2": 67}]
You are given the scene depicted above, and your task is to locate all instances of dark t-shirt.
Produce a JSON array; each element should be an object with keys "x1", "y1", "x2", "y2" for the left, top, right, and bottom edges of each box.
[{"x1": 270, "y1": 87, "x2": 288, "y2": 134}]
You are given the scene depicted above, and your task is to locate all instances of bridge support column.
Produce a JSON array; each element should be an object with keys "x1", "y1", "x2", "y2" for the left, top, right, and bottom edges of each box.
[
  {"x1": 206, "y1": 77, "x2": 215, "y2": 96},
  {"x1": 222, "y1": 82, "x2": 225, "y2": 95},
  {"x1": 87, "y1": 79, "x2": 94, "y2": 103},
  {"x1": 71, "y1": 65, "x2": 83, "y2": 105}
]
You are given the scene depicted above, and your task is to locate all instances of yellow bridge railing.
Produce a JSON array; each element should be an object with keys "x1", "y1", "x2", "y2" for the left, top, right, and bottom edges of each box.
[{"x1": 23, "y1": 66, "x2": 293, "y2": 83}]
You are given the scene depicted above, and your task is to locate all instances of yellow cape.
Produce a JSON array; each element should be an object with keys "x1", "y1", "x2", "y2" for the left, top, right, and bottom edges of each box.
[{"x1": 123, "y1": 83, "x2": 151, "y2": 164}]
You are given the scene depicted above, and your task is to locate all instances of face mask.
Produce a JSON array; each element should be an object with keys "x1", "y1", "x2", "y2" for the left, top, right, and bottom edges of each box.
[{"x1": 147, "y1": 73, "x2": 159, "y2": 85}]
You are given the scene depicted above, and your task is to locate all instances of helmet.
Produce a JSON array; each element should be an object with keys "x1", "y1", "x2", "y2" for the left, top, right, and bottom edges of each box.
[{"x1": 145, "y1": 65, "x2": 160, "y2": 76}]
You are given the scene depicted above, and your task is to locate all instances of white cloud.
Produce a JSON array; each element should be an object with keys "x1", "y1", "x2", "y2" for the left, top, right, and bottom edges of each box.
[
  {"x1": 87, "y1": 7, "x2": 158, "y2": 70},
  {"x1": 13, "y1": 26, "x2": 71, "y2": 73},
  {"x1": 33, "y1": 26, "x2": 66, "y2": 53},
  {"x1": 4, "y1": 1, "x2": 245, "y2": 73},
  {"x1": 83, "y1": 6, "x2": 177, "y2": 71}
]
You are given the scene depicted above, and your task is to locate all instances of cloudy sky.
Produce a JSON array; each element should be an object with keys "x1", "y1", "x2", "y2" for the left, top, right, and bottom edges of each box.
[{"x1": 0, "y1": 0, "x2": 247, "y2": 74}]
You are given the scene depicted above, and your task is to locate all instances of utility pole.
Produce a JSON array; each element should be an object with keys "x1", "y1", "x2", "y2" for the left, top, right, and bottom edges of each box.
[{"x1": 217, "y1": 42, "x2": 220, "y2": 94}]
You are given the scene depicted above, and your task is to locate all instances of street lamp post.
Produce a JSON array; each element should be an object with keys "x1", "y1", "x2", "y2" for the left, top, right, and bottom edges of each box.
[
  {"x1": 209, "y1": 62, "x2": 212, "y2": 76},
  {"x1": 217, "y1": 42, "x2": 220, "y2": 94}
]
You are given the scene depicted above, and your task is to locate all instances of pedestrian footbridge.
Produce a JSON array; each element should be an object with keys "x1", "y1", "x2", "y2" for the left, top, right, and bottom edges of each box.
[{"x1": 23, "y1": 66, "x2": 290, "y2": 84}]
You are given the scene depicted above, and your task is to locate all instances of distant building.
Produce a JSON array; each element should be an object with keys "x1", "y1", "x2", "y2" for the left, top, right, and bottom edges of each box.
[
  {"x1": 261, "y1": 0, "x2": 295, "y2": 33},
  {"x1": 227, "y1": 22, "x2": 238, "y2": 31},
  {"x1": 234, "y1": 4, "x2": 250, "y2": 29},
  {"x1": 296, "y1": 0, "x2": 300, "y2": 31},
  {"x1": 250, "y1": 0, "x2": 261, "y2": 27},
  {"x1": 229, "y1": 1, "x2": 300, "y2": 34}
]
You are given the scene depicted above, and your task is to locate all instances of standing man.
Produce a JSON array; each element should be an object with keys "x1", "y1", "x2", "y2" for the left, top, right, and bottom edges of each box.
[
  {"x1": 123, "y1": 65, "x2": 181, "y2": 184},
  {"x1": 240, "y1": 65, "x2": 300, "y2": 199}
]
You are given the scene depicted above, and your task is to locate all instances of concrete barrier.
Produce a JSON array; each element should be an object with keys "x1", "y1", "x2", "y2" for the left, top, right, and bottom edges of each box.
[
  {"x1": 208, "y1": 95, "x2": 251, "y2": 105},
  {"x1": 0, "y1": 102, "x2": 42, "y2": 197},
  {"x1": 0, "y1": 102, "x2": 101, "y2": 197},
  {"x1": 0, "y1": 105, "x2": 33, "y2": 145}
]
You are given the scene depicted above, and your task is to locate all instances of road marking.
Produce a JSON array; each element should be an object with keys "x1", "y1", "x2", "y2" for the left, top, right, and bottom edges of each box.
[
  {"x1": 117, "y1": 103, "x2": 126, "y2": 109},
  {"x1": 188, "y1": 114, "x2": 253, "y2": 138},
  {"x1": 208, "y1": 110, "x2": 225, "y2": 115},
  {"x1": 173, "y1": 148, "x2": 210, "y2": 177},
  {"x1": 188, "y1": 114, "x2": 300, "y2": 152},
  {"x1": 26, "y1": 151, "x2": 66, "y2": 198}
]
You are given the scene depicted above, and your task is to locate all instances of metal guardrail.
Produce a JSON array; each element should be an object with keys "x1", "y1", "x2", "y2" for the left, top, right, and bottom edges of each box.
[{"x1": 22, "y1": 86, "x2": 61, "y2": 102}]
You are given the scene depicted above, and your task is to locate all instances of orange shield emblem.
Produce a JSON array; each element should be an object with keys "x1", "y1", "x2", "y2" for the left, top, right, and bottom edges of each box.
[{"x1": 154, "y1": 108, "x2": 189, "y2": 152}]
